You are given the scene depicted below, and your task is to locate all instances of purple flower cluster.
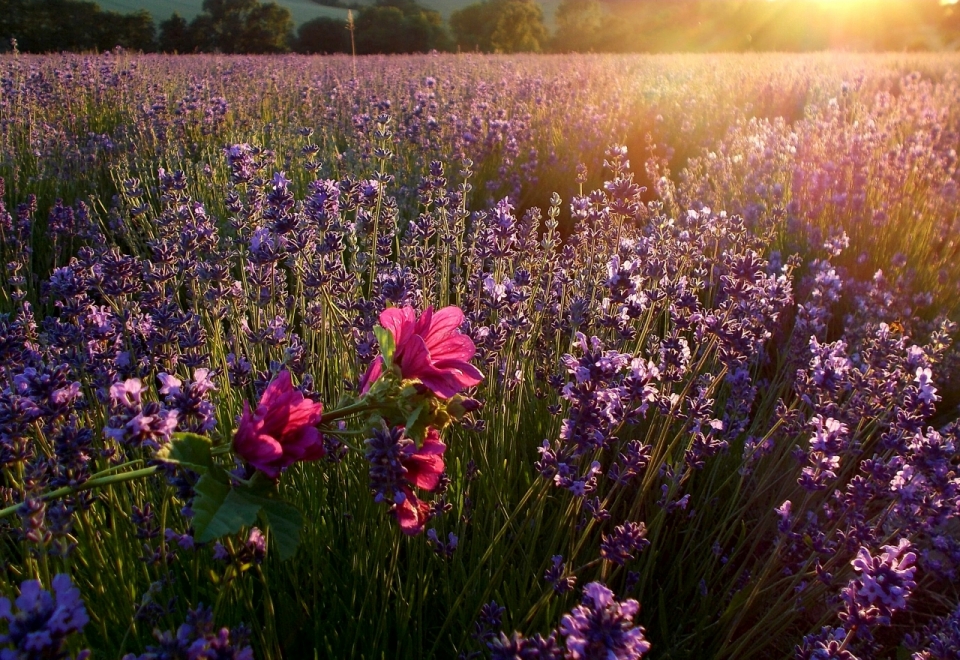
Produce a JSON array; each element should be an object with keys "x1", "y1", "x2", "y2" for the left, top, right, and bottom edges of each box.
[
  {"x1": 600, "y1": 522, "x2": 650, "y2": 566},
  {"x1": 559, "y1": 582, "x2": 650, "y2": 660},
  {"x1": 906, "y1": 604, "x2": 960, "y2": 660},
  {"x1": 2, "y1": 52, "x2": 960, "y2": 659},
  {"x1": 842, "y1": 539, "x2": 917, "y2": 629},
  {"x1": 121, "y1": 605, "x2": 252, "y2": 660},
  {"x1": 104, "y1": 378, "x2": 178, "y2": 450},
  {"x1": 0, "y1": 574, "x2": 90, "y2": 660},
  {"x1": 482, "y1": 582, "x2": 649, "y2": 660}
]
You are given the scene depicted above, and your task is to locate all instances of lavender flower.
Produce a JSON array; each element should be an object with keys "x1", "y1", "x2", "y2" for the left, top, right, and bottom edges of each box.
[
  {"x1": 600, "y1": 523, "x2": 650, "y2": 566},
  {"x1": 905, "y1": 603, "x2": 960, "y2": 660},
  {"x1": 0, "y1": 574, "x2": 90, "y2": 660},
  {"x1": 121, "y1": 604, "x2": 252, "y2": 660},
  {"x1": 843, "y1": 538, "x2": 917, "y2": 623},
  {"x1": 104, "y1": 379, "x2": 178, "y2": 450},
  {"x1": 559, "y1": 582, "x2": 650, "y2": 660},
  {"x1": 488, "y1": 631, "x2": 563, "y2": 660},
  {"x1": 544, "y1": 555, "x2": 577, "y2": 595}
]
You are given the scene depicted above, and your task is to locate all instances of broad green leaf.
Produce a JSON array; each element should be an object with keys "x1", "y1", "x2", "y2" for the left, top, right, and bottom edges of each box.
[
  {"x1": 718, "y1": 584, "x2": 751, "y2": 626},
  {"x1": 235, "y1": 474, "x2": 304, "y2": 561},
  {"x1": 405, "y1": 403, "x2": 426, "y2": 443},
  {"x1": 192, "y1": 473, "x2": 262, "y2": 543},
  {"x1": 156, "y1": 432, "x2": 214, "y2": 474},
  {"x1": 259, "y1": 499, "x2": 303, "y2": 561},
  {"x1": 374, "y1": 324, "x2": 396, "y2": 367},
  {"x1": 245, "y1": 470, "x2": 281, "y2": 497}
]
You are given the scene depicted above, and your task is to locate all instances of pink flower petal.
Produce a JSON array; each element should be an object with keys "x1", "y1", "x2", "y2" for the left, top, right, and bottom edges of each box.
[
  {"x1": 258, "y1": 370, "x2": 293, "y2": 410},
  {"x1": 379, "y1": 307, "x2": 416, "y2": 350},
  {"x1": 283, "y1": 426, "x2": 325, "y2": 463},
  {"x1": 395, "y1": 489, "x2": 430, "y2": 535},
  {"x1": 397, "y1": 335, "x2": 434, "y2": 380},
  {"x1": 403, "y1": 434, "x2": 446, "y2": 490},
  {"x1": 432, "y1": 359, "x2": 484, "y2": 388},
  {"x1": 283, "y1": 396, "x2": 324, "y2": 429},
  {"x1": 260, "y1": 384, "x2": 322, "y2": 439},
  {"x1": 413, "y1": 305, "x2": 434, "y2": 337},
  {"x1": 420, "y1": 428, "x2": 445, "y2": 454},
  {"x1": 232, "y1": 370, "x2": 326, "y2": 478},
  {"x1": 415, "y1": 371, "x2": 463, "y2": 400},
  {"x1": 359, "y1": 356, "x2": 384, "y2": 394},
  {"x1": 376, "y1": 305, "x2": 483, "y2": 399},
  {"x1": 420, "y1": 306, "x2": 465, "y2": 349},
  {"x1": 243, "y1": 433, "x2": 284, "y2": 466},
  {"x1": 426, "y1": 334, "x2": 477, "y2": 362}
]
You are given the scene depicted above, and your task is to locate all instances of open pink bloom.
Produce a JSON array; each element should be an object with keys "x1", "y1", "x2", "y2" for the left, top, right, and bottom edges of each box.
[
  {"x1": 233, "y1": 370, "x2": 324, "y2": 479},
  {"x1": 395, "y1": 428, "x2": 446, "y2": 535},
  {"x1": 361, "y1": 305, "x2": 483, "y2": 399}
]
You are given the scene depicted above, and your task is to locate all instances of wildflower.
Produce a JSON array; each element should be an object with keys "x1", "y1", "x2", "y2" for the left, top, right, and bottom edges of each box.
[
  {"x1": 560, "y1": 582, "x2": 651, "y2": 659},
  {"x1": 473, "y1": 601, "x2": 506, "y2": 643},
  {"x1": 544, "y1": 555, "x2": 577, "y2": 594},
  {"x1": 795, "y1": 627, "x2": 858, "y2": 660},
  {"x1": 104, "y1": 378, "x2": 178, "y2": 450},
  {"x1": 488, "y1": 631, "x2": 563, "y2": 659},
  {"x1": 0, "y1": 574, "x2": 90, "y2": 659},
  {"x1": 848, "y1": 538, "x2": 917, "y2": 615},
  {"x1": 232, "y1": 370, "x2": 324, "y2": 479},
  {"x1": 122, "y1": 604, "x2": 252, "y2": 660},
  {"x1": 365, "y1": 425, "x2": 446, "y2": 535},
  {"x1": 362, "y1": 306, "x2": 483, "y2": 399},
  {"x1": 600, "y1": 522, "x2": 650, "y2": 566},
  {"x1": 426, "y1": 529, "x2": 458, "y2": 559},
  {"x1": 904, "y1": 603, "x2": 960, "y2": 659},
  {"x1": 914, "y1": 368, "x2": 938, "y2": 405}
]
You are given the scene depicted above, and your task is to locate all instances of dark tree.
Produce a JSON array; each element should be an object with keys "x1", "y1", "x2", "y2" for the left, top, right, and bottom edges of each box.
[
  {"x1": 450, "y1": 0, "x2": 545, "y2": 53},
  {"x1": 489, "y1": 0, "x2": 546, "y2": 52},
  {"x1": 159, "y1": 12, "x2": 193, "y2": 53},
  {"x1": 295, "y1": 16, "x2": 351, "y2": 53},
  {"x1": 0, "y1": 0, "x2": 154, "y2": 52},
  {"x1": 238, "y1": 1, "x2": 295, "y2": 52},
  {"x1": 450, "y1": 1, "x2": 499, "y2": 52},
  {"x1": 188, "y1": 0, "x2": 294, "y2": 53},
  {"x1": 108, "y1": 10, "x2": 155, "y2": 51},
  {"x1": 551, "y1": 0, "x2": 604, "y2": 52},
  {"x1": 354, "y1": 0, "x2": 449, "y2": 54}
]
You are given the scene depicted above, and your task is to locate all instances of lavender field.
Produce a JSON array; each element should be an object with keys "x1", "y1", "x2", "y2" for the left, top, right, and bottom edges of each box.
[{"x1": 1, "y1": 51, "x2": 960, "y2": 659}]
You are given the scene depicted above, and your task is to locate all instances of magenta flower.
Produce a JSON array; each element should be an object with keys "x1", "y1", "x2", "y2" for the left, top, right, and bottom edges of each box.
[
  {"x1": 365, "y1": 425, "x2": 446, "y2": 535},
  {"x1": 361, "y1": 306, "x2": 483, "y2": 399},
  {"x1": 395, "y1": 428, "x2": 446, "y2": 535},
  {"x1": 232, "y1": 370, "x2": 324, "y2": 479}
]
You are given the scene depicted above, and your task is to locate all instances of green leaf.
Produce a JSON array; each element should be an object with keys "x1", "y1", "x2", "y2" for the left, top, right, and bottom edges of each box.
[
  {"x1": 405, "y1": 403, "x2": 425, "y2": 433},
  {"x1": 246, "y1": 470, "x2": 282, "y2": 497},
  {"x1": 188, "y1": 469, "x2": 304, "y2": 559},
  {"x1": 156, "y1": 432, "x2": 214, "y2": 474},
  {"x1": 405, "y1": 403, "x2": 427, "y2": 443},
  {"x1": 374, "y1": 324, "x2": 396, "y2": 368},
  {"x1": 192, "y1": 473, "x2": 263, "y2": 543},
  {"x1": 259, "y1": 499, "x2": 303, "y2": 561},
  {"x1": 718, "y1": 584, "x2": 751, "y2": 625},
  {"x1": 235, "y1": 474, "x2": 303, "y2": 561}
]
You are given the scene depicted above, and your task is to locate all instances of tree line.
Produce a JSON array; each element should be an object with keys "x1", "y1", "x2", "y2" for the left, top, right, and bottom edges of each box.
[{"x1": 3, "y1": 0, "x2": 960, "y2": 54}]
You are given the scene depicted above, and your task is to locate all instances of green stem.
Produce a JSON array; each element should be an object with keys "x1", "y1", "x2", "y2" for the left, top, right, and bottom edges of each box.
[
  {"x1": 85, "y1": 458, "x2": 145, "y2": 480},
  {"x1": 321, "y1": 399, "x2": 376, "y2": 423},
  {"x1": 0, "y1": 466, "x2": 159, "y2": 520}
]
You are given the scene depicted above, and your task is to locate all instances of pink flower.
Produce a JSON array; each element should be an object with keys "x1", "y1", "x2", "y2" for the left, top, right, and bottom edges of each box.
[
  {"x1": 361, "y1": 306, "x2": 483, "y2": 399},
  {"x1": 395, "y1": 428, "x2": 446, "y2": 535},
  {"x1": 233, "y1": 370, "x2": 324, "y2": 479}
]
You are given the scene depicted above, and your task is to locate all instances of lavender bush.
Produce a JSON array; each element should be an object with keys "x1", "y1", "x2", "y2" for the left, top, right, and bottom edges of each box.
[{"x1": 0, "y1": 51, "x2": 958, "y2": 659}]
